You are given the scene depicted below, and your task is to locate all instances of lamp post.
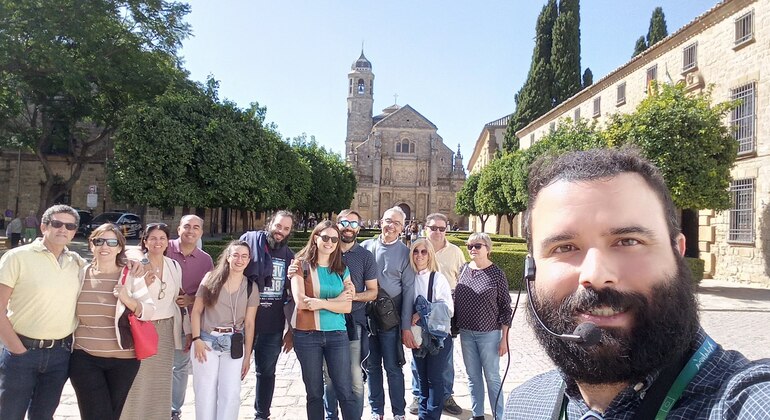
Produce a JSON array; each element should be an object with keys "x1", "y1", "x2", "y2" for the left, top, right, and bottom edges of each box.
[{"x1": 14, "y1": 140, "x2": 21, "y2": 216}]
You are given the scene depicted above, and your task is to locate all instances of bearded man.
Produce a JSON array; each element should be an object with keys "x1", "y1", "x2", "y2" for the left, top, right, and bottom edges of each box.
[
  {"x1": 504, "y1": 148, "x2": 770, "y2": 419},
  {"x1": 240, "y1": 210, "x2": 295, "y2": 420}
]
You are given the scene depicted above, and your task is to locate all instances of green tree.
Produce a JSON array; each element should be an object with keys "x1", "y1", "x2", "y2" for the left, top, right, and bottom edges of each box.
[
  {"x1": 0, "y1": 0, "x2": 190, "y2": 212},
  {"x1": 475, "y1": 159, "x2": 509, "y2": 234},
  {"x1": 582, "y1": 67, "x2": 593, "y2": 88},
  {"x1": 504, "y1": 0, "x2": 557, "y2": 152},
  {"x1": 455, "y1": 172, "x2": 487, "y2": 231},
  {"x1": 604, "y1": 82, "x2": 737, "y2": 211},
  {"x1": 647, "y1": 7, "x2": 668, "y2": 47},
  {"x1": 551, "y1": 0, "x2": 581, "y2": 105},
  {"x1": 632, "y1": 36, "x2": 648, "y2": 57}
]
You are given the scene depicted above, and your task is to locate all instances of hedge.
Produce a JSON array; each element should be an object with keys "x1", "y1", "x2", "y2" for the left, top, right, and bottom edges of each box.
[{"x1": 685, "y1": 257, "x2": 704, "y2": 284}]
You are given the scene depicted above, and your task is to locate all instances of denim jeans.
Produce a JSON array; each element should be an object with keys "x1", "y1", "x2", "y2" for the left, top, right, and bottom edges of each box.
[
  {"x1": 323, "y1": 324, "x2": 366, "y2": 420},
  {"x1": 367, "y1": 328, "x2": 406, "y2": 416},
  {"x1": 293, "y1": 330, "x2": 357, "y2": 420},
  {"x1": 171, "y1": 331, "x2": 191, "y2": 415},
  {"x1": 460, "y1": 329, "x2": 503, "y2": 419},
  {"x1": 411, "y1": 341, "x2": 455, "y2": 400},
  {"x1": 413, "y1": 338, "x2": 452, "y2": 420},
  {"x1": 68, "y1": 349, "x2": 140, "y2": 420},
  {"x1": 253, "y1": 332, "x2": 283, "y2": 419},
  {"x1": 0, "y1": 344, "x2": 71, "y2": 420}
]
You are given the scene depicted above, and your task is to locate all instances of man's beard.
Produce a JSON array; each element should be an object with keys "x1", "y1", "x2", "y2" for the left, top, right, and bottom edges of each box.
[
  {"x1": 266, "y1": 229, "x2": 289, "y2": 250},
  {"x1": 340, "y1": 229, "x2": 358, "y2": 244},
  {"x1": 529, "y1": 256, "x2": 700, "y2": 385}
]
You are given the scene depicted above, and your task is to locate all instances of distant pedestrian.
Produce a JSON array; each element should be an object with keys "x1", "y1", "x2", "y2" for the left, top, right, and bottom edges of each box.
[
  {"x1": 6, "y1": 214, "x2": 22, "y2": 248},
  {"x1": 23, "y1": 211, "x2": 38, "y2": 244}
]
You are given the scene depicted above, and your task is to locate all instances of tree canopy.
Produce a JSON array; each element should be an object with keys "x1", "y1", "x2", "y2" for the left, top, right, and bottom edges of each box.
[
  {"x1": 632, "y1": 7, "x2": 669, "y2": 57},
  {"x1": 551, "y1": 0, "x2": 582, "y2": 104}
]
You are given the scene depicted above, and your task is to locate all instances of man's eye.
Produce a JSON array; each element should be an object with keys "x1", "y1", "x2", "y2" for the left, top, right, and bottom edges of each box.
[
  {"x1": 553, "y1": 244, "x2": 576, "y2": 254},
  {"x1": 617, "y1": 238, "x2": 640, "y2": 246}
]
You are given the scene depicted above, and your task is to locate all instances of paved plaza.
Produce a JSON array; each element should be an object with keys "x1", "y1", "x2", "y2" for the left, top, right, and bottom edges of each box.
[{"x1": 50, "y1": 278, "x2": 770, "y2": 419}]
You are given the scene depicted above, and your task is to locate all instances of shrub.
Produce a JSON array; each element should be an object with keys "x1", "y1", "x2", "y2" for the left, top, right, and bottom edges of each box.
[
  {"x1": 489, "y1": 250, "x2": 528, "y2": 291},
  {"x1": 685, "y1": 257, "x2": 704, "y2": 284},
  {"x1": 202, "y1": 244, "x2": 226, "y2": 261}
]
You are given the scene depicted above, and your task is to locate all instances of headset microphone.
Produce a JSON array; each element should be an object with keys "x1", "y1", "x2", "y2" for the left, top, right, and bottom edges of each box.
[{"x1": 524, "y1": 255, "x2": 603, "y2": 347}]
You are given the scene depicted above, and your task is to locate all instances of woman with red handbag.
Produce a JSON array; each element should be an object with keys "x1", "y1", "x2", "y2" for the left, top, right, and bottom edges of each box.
[
  {"x1": 69, "y1": 223, "x2": 157, "y2": 420},
  {"x1": 122, "y1": 223, "x2": 185, "y2": 420}
]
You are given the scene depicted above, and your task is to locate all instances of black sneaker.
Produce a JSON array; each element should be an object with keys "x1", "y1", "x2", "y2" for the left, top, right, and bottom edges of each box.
[
  {"x1": 443, "y1": 396, "x2": 463, "y2": 415},
  {"x1": 408, "y1": 396, "x2": 420, "y2": 414}
]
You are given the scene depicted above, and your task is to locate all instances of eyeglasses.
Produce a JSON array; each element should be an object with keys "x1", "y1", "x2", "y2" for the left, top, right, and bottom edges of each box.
[
  {"x1": 47, "y1": 220, "x2": 78, "y2": 231},
  {"x1": 318, "y1": 235, "x2": 339, "y2": 244},
  {"x1": 338, "y1": 220, "x2": 360, "y2": 229},
  {"x1": 412, "y1": 249, "x2": 428, "y2": 256},
  {"x1": 467, "y1": 243, "x2": 486, "y2": 250},
  {"x1": 230, "y1": 253, "x2": 250, "y2": 261},
  {"x1": 158, "y1": 278, "x2": 167, "y2": 300},
  {"x1": 428, "y1": 226, "x2": 447, "y2": 232},
  {"x1": 382, "y1": 218, "x2": 403, "y2": 228},
  {"x1": 91, "y1": 238, "x2": 119, "y2": 247}
]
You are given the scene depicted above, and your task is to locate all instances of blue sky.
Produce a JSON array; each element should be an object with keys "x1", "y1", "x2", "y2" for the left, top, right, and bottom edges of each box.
[{"x1": 179, "y1": 0, "x2": 718, "y2": 162}]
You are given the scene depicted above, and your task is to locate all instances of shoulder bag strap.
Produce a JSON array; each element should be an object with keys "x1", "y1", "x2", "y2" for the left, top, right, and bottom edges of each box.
[
  {"x1": 120, "y1": 266, "x2": 130, "y2": 286},
  {"x1": 427, "y1": 272, "x2": 435, "y2": 302}
]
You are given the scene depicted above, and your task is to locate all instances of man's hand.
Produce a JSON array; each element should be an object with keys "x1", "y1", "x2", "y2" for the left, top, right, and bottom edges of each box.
[
  {"x1": 287, "y1": 259, "x2": 301, "y2": 277},
  {"x1": 125, "y1": 259, "x2": 148, "y2": 277},
  {"x1": 282, "y1": 329, "x2": 294, "y2": 353},
  {"x1": 402, "y1": 329, "x2": 418, "y2": 349},
  {"x1": 176, "y1": 294, "x2": 194, "y2": 308}
]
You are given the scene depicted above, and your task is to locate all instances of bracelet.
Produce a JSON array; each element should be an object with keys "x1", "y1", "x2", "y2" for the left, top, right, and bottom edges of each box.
[{"x1": 192, "y1": 336, "x2": 201, "y2": 342}]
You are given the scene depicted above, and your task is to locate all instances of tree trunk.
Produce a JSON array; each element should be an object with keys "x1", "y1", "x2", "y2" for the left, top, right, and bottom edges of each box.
[
  {"x1": 507, "y1": 213, "x2": 516, "y2": 237},
  {"x1": 479, "y1": 214, "x2": 489, "y2": 232}
]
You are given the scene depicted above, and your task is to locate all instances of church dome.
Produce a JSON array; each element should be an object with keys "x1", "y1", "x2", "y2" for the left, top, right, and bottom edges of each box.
[{"x1": 352, "y1": 51, "x2": 372, "y2": 70}]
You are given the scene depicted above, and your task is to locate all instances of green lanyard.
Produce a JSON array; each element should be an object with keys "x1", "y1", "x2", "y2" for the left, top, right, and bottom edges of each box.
[{"x1": 559, "y1": 336, "x2": 717, "y2": 420}]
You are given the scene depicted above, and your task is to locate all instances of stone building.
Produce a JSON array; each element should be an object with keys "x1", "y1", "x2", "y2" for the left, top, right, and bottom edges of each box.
[
  {"x1": 345, "y1": 51, "x2": 467, "y2": 225},
  {"x1": 507, "y1": 0, "x2": 768, "y2": 284}
]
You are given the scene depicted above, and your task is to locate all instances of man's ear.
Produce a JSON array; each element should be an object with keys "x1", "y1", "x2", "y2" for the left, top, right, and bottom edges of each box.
[{"x1": 675, "y1": 233, "x2": 686, "y2": 257}]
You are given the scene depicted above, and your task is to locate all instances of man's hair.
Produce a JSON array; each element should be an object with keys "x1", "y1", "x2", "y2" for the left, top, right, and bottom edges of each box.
[
  {"x1": 41, "y1": 204, "x2": 79, "y2": 225},
  {"x1": 179, "y1": 214, "x2": 204, "y2": 227},
  {"x1": 524, "y1": 147, "x2": 680, "y2": 252},
  {"x1": 267, "y1": 210, "x2": 294, "y2": 230},
  {"x1": 425, "y1": 213, "x2": 448, "y2": 225},
  {"x1": 383, "y1": 206, "x2": 406, "y2": 222},
  {"x1": 337, "y1": 209, "x2": 362, "y2": 222}
]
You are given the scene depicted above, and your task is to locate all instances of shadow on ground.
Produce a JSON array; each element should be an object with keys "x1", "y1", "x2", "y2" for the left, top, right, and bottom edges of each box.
[{"x1": 698, "y1": 285, "x2": 770, "y2": 302}]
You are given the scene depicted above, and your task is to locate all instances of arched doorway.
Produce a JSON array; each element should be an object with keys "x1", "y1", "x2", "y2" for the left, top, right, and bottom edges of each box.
[{"x1": 398, "y1": 203, "x2": 411, "y2": 221}]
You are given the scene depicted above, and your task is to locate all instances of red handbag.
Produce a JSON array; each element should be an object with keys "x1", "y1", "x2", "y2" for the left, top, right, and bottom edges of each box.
[{"x1": 120, "y1": 267, "x2": 158, "y2": 360}]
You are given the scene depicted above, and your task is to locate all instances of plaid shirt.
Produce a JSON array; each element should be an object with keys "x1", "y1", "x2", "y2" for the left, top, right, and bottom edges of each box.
[{"x1": 504, "y1": 329, "x2": 770, "y2": 419}]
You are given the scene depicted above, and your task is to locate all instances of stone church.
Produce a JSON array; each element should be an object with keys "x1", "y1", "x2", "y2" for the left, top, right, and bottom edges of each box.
[{"x1": 345, "y1": 51, "x2": 466, "y2": 226}]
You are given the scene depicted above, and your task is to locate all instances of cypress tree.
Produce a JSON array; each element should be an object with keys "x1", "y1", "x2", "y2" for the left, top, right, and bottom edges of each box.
[
  {"x1": 632, "y1": 36, "x2": 647, "y2": 57},
  {"x1": 582, "y1": 67, "x2": 593, "y2": 87},
  {"x1": 551, "y1": 0, "x2": 581, "y2": 105},
  {"x1": 504, "y1": 0, "x2": 557, "y2": 152},
  {"x1": 646, "y1": 7, "x2": 668, "y2": 47}
]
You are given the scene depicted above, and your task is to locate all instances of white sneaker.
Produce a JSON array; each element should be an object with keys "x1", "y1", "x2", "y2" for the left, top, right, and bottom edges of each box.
[
  {"x1": 393, "y1": 416, "x2": 406, "y2": 420},
  {"x1": 370, "y1": 414, "x2": 383, "y2": 420}
]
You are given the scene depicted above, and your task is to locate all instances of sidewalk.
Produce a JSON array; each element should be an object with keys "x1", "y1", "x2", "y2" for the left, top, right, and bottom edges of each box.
[{"x1": 47, "y1": 278, "x2": 770, "y2": 419}]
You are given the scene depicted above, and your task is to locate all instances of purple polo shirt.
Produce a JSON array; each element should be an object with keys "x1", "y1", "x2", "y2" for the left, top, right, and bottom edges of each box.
[{"x1": 167, "y1": 239, "x2": 214, "y2": 298}]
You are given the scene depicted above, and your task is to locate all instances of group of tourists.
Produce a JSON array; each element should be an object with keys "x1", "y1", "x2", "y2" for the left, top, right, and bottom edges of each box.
[{"x1": 2, "y1": 149, "x2": 769, "y2": 420}]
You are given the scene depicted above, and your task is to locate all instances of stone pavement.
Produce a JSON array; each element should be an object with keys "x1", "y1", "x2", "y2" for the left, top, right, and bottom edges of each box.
[{"x1": 46, "y1": 277, "x2": 770, "y2": 420}]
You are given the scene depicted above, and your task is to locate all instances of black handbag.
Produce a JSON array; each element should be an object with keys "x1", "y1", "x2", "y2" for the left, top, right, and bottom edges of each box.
[{"x1": 366, "y1": 291, "x2": 400, "y2": 332}]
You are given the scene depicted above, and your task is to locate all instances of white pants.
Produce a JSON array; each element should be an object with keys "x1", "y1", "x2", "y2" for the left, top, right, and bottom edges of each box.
[{"x1": 191, "y1": 340, "x2": 243, "y2": 420}]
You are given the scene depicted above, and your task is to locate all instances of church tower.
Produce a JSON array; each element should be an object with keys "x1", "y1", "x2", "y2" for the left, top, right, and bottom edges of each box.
[{"x1": 346, "y1": 50, "x2": 374, "y2": 157}]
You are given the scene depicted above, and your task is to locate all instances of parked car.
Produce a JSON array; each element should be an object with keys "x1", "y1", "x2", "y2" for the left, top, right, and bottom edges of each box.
[
  {"x1": 84, "y1": 212, "x2": 143, "y2": 239},
  {"x1": 75, "y1": 209, "x2": 93, "y2": 237}
]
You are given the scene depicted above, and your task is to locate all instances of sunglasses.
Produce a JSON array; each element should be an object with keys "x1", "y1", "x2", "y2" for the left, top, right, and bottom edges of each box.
[
  {"x1": 338, "y1": 220, "x2": 360, "y2": 229},
  {"x1": 318, "y1": 235, "x2": 339, "y2": 244},
  {"x1": 91, "y1": 238, "x2": 120, "y2": 247},
  {"x1": 412, "y1": 249, "x2": 429, "y2": 256},
  {"x1": 428, "y1": 226, "x2": 447, "y2": 232},
  {"x1": 146, "y1": 222, "x2": 168, "y2": 230},
  {"x1": 467, "y1": 243, "x2": 485, "y2": 250},
  {"x1": 47, "y1": 220, "x2": 78, "y2": 231}
]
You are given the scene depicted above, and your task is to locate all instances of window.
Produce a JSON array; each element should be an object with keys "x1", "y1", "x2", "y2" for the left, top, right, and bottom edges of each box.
[
  {"x1": 396, "y1": 139, "x2": 413, "y2": 154},
  {"x1": 357, "y1": 79, "x2": 365, "y2": 95},
  {"x1": 573, "y1": 107, "x2": 580, "y2": 121},
  {"x1": 646, "y1": 65, "x2": 657, "y2": 92},
  {"x1": 729, "y1": 178, "x2": 754, "y2": 244},
  {"x1": 682, "y1": 42, "x2": 697, "y2": 72},
  {"x1": 735, "y1": 10, "x2": 754, "y2": 46},
  {"x1": 616, "y1": 82, "x2": 626, "y2": 105},
  {"x1": 731, "y1": 82, "x2": 756, "y2": 154},
  {"x1": 592, "y1": 97, "x2": 601, "y2": 117}
]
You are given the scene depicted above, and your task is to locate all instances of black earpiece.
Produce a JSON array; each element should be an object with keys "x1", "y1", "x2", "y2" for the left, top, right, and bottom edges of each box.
[{"x1": 524, "y1": 254, "x2": 536, "y2": 282}]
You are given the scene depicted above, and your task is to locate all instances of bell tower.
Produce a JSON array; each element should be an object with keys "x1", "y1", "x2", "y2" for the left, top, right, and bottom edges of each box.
[{"x1": 346, "y1": 50, "x2": 374, "y2": 157}]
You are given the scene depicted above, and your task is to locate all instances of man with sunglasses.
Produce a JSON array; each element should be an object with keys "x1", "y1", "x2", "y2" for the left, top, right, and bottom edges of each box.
[
  {"x1": 168, "y1": 215, "x2": 214, "y2": 420},
  {"x1": 361, "y1": 206, "x2": 416, "y2": 420},
  {"x1": 0, "y1": 205, "x2": 85, "y2": 419},
  {"x1": 319, "y1": 209, "x2": 379, "y2": 419},
  {"x1": 240, "y1": 210, "x2": 296, "y2": 420},
  {"x1": 408, "y1": 212, "x2": 467, "y2": 416}
]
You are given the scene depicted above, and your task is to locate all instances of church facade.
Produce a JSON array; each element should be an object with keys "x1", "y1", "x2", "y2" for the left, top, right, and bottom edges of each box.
[{"x1": 345, "y1": 52, "x2": 466, "y2": 225}]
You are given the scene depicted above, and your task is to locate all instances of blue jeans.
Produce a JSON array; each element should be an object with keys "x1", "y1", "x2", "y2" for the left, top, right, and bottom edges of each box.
[
  {"x1": 367, "y1": 328, "x2": 406, "y2": 416},
  {"x1": 460, "y1": 329, "x2": 503, "y2": 419},
  {"x1": 411, "y1": 337, "x2": 455, "y2": 400},
  {"x1": 171, "y1": 331, "x2": 191, "y2": 414},
  {"x1": 253, "y1": 332, "x2": 283, "y2": 419},
  {"x1": 0, "y1": 345, "x2": 71, "y2": 420},
  {"x1": 413, "y1": 337, "x2": 452, "y2": 420},
  {"x1": 293, "y1": 330, "x2": 357, "y2": 420},
  {"x1": 323, "y1": 324, "x2": 366, "y2": 420}
]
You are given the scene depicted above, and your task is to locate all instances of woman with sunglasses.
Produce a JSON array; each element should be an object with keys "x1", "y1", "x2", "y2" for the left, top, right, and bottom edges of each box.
[
  {"x1": 191, "y1": 240, "x2": 259, "y2": 420},
  {"x1": 408, "y1": 239, "x2": 454, "y2": 420},
  {"x1": 454, "y1": 232, "x2": 512, "y2": 420},
  {"x1": 289, "y1": 220, "x2": 357, "y2": 420},
  {"x1": 122, "y1": 223, "x2": 184, "y2": 420},
  {"x1": 69, "y1": 224, "x2": 156, "y2": 420}
]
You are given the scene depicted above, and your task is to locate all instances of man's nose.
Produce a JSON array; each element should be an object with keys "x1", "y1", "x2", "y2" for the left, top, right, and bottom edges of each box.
[{"x1": 578, "y1": 248, "x2": 619, "y2": 289}]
